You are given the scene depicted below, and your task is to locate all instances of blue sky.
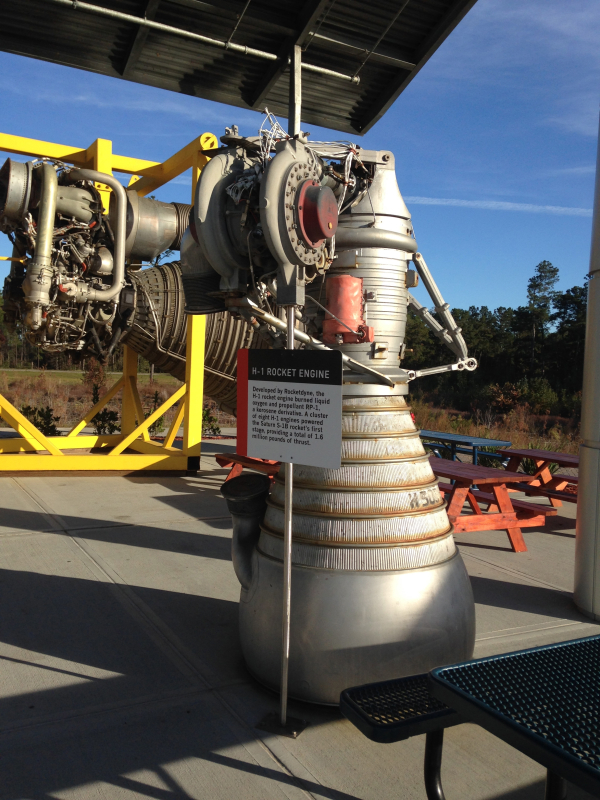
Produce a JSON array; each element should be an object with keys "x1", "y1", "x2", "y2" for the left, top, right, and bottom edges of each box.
[{"x1": 0, "y1": 0, "x2": 598, "y2": 310}]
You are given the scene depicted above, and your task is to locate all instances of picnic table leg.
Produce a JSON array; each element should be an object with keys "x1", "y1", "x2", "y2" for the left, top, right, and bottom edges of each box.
[
  {"x1": 225, "y1": 462, "x2": 244, "y2": 482},
  {"x1": 492, "y1": 485, "x2": 527, "y2": 553},
  {"x1": 544, "y1": 770, "x2": 566, "y2": 800},
  {"x1": 424, "y1": 729, "x2": 446, "y2": 800},
  {"x1": 536, "y1": 460, "x2": 563, "y2": 508},
  {"x1": 446, "y1": 485, "x2": 470, "y2": 519}
]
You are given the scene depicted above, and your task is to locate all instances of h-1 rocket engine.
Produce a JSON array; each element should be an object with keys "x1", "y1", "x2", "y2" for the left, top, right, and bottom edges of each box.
[
  {"x1": 182, "y1": 119, "x2": 478, "y2": 704},
  {"x1": 0, "y1": 118, "x2": 478, "y2": 704}
]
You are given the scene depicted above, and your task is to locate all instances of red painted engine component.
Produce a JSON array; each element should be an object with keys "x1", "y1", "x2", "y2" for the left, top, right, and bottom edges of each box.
[
  {"x1": 322, "y1": 275, "x2": 374, "y2": 344},
  {"x1": 296, "y1": 180, "x2": 338, "y2": 247}
]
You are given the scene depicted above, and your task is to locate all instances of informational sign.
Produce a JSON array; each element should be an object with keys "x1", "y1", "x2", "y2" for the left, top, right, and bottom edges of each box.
[{"x1": 237, "y1": 349, "x2": 343, "y2": 468}]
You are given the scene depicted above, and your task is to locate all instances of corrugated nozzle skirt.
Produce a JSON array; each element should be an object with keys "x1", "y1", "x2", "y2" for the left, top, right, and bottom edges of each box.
[{"x1": 239, "y1": 395, "x2": 475, "y2": 705}]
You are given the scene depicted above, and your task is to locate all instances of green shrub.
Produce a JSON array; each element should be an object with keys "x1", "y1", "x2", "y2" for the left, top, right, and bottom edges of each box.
[
  {"x1": 202, "y1": 406, "x2": 221, "y2": 436},
  {"x1": 21, "y1": 404, "x2": 60, "y2": 436},
  {"x1": 147, "y1": 390, "x2": 165, "y2": 436},
  {"x1": 91, "y1": 384, "x2": 119, "y2": 435}
]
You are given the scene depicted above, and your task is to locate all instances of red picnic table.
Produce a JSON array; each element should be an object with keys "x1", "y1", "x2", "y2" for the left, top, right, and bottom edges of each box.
[
  {"x1": 498, "y1": 448, "x2": 579, "y2": 506},
  {"x1": 430, "y1": 456, "x2": 557, "y2": 553},
  {"x1": 215, "y1": 452, "x2": 281, "y2": 481}
]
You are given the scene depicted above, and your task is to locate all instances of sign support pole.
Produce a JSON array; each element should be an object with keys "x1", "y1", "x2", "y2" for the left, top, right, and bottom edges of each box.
[
  {"x1": 280, "y1": 307, "x2": 295, "y2": 728},
  {"x1": 280, "y1": 42, "x2": 301, "y2": 730}
]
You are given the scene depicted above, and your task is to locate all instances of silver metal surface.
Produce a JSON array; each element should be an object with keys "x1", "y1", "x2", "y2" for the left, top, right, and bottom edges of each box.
[
  {"x1": 22, "y1": 164, "x2": 57, "y2": 323},
  {"x1": 239, "y1": 549, "x2": 475, "y2": 705},
  {"x1": 280, "y1": 306, "x2": 295, "y2": 726},
  {"x1": 66, "y1": 168, "x2": 126, "y2": 303},
  {"x1": 234, "y1": 394, "x2": 475, "y2": 703},
  {"x1": 114, "y1": 190, "x2": 190, "y2": 261},
  {"x1": 288, "y1": 45, "x2": 302, "y2": 137},
  {"x1": 0, "y1": 158, "x2": 33, "y2": 221},
  {"x1": 575, "y1": 117, "x2": 600, "y2": 620}
]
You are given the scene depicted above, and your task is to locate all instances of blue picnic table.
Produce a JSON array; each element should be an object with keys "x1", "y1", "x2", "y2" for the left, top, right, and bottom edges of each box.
[{"x1": 419, "y1": 430, "x2": 512, "y2": 465}]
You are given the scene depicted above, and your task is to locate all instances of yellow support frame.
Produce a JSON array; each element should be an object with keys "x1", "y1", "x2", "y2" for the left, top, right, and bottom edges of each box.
[{"x1": 0, "y1": 130, "x2": 218, "y2": 472}]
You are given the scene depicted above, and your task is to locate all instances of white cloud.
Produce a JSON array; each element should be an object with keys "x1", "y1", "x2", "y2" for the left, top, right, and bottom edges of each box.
[{"x1": 404, "y1": 196, "x2": 593, "y2": 217}]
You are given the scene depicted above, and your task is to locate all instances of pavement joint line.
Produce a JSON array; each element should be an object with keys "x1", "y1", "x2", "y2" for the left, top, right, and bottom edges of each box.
[
  {"x1": 0, "y1": 515, "x2": 232, "y2": 539},
  {"x1": 460, "y1": 548, "x2": 573, "y2": 593},
  {"x1": 475, "y1": 620, "x2": 586, "y2": 643},
  {"x1": 10, "y1": 478, "x2": 317, "y2": 800}
]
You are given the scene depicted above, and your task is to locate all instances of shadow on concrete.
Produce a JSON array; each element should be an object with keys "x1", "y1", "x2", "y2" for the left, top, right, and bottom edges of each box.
[
  {"x1": 0, "y1": 561, "x2": 360, "y2": 799},
  {"x1": 0, "y1": 507, "x2": 233, "y2": 560},
  {"x1": 470, "y1": 576, "x2": 582, "y2": 621}
]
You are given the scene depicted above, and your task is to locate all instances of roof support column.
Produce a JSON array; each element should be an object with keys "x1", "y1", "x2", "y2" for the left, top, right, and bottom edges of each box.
[
  {"x1": 575, "y1": 113, "x2": 600, "y2": 620},
  {"x1": 288, "y1": 44, "x2": 302, "y2": 136}
]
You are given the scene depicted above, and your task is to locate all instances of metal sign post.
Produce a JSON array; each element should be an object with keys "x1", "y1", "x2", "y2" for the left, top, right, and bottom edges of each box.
[{"x1": 280, "y1": 307, "x2": 295, "y2": 728}]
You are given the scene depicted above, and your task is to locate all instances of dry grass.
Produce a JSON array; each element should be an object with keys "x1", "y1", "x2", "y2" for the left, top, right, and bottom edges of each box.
[
  {"x1": 411, "y1": 399, "x2": 580, "y2": 455},
  {"x1": 0, "y1": 368, "x2": 234, "y2": 432}
]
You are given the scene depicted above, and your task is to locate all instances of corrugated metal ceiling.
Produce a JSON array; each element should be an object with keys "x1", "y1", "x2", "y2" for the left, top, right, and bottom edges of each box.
[{"x1": 0, "y1": 0, "x2": 478, "y2": 134}]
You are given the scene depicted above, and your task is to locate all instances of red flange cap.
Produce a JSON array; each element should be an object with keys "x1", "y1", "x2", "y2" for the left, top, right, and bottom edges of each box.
[{"x1": 297, "y1": 180, "x2": 338, "y2": 247}]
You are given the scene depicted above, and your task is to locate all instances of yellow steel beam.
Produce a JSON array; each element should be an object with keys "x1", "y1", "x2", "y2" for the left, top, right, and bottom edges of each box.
[
  {"x1": 0, "y1": 454, "x2": 189, "y2": 471},
  {"x1": 66, "y1": 376, "x2": 124, "y2": 437},
  {"x1": 182, "y1": 316, "x2": 205, "y2": 457},
  {"x1": 164, "y1": 400, "x2": 185, "y2": 448},
  {"x1": 0, "y1": 434, "x2": 121, "y2": 454},
  {"x1": 127, "y1": 376, "x2": 151, "y2": 442},
  {"x1": 0, "y1": 129, "x2": 215, "y2": 473},
  {"x1": 0, "y1": 395, "x2": 64, "y2": 455},
  {"x1": 128, "y1": 132, "x2": 218, "y2": 196},
  {"x1": 0, "y1": 132, "x2": 159, "y2": 174},
  {"x1": 121, "y1": 347, "x2": 139, "y2": 435},
  {"x1": 126, "y1": 439, "x2": 181, "y2": 456},
  {"x1": 110, "y1": 384, "x2": 186, "y2": 456}
]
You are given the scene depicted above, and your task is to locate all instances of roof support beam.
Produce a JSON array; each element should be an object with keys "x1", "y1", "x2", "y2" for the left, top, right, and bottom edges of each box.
[
  {"x1": 356, "y1": 0, "x2": 479, "y2": 134},
  {"x1": 122, "y1": 0, "x2": 161, "y2": 78},
  {"x1": 244, "y1": 0, "x2": 332, "y2": 109}
]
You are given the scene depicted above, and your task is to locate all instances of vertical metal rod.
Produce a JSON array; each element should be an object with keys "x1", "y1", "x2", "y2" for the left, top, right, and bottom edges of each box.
[
  {"x1": 288, "y1": 44, "x2": 302, "y2": 137},
  {"x1": 280, "y1": 306, "x2": 295, "y2": 727},
  {"x1": 575, "y1": 114, "x2": 600, "y2": 620}
]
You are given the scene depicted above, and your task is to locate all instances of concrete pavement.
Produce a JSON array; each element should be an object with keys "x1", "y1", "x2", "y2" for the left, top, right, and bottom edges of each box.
[{"x1": 0, "y1": 456, "x2": 596, "y2": 799}]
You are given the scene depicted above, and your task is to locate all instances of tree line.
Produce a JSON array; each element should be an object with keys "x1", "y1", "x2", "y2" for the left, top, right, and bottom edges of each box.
[
  {"x1": 403, "y1": 260, "x2": 587, "y2": 419},
  {"x1": 0, "y1": 260, "x2": 588, "y2": 419}
]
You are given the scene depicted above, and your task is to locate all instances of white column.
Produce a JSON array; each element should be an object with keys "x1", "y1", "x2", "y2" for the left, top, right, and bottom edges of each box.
[{"x1": 575, "y1": 113, "x2": 600, "y2": 619}]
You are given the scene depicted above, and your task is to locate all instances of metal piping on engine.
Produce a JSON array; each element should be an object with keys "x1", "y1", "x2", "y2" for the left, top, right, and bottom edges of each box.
[
  {"x1": 227, "y1": 296, "x2": 399, "y2": 387},
  {"x1": 412, "y1": 252, "x2": 469, "y2": 360},
  {"x1": 334, "y1": 227, "x2": 418, "y2": 253},
  {"x1": 66, "y1": 169, "x2": 126, "y2": 303},
  {"x1": 22, "y1": 163, "x2": 58, "y2": 329}
]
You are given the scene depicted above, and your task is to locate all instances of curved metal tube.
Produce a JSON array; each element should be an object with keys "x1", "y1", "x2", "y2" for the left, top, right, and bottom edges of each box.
[
  {"x1": 230, "y1": 514, "x2": 260, "y2": 590},
  {"x1": 424, "y1": 730, "x2": 446, "y2": 800},
  {"x1": 335, "y1": 227, "x2": 418, "y2": 253},
  {"x1": 412, "y1": 252, "x2": 469, "y2": 360},
  {"x1": 23, "y1": 164, "x2": 58, "y2": 328},
  {"x1": 67, "y1": 169, "x2": 126, "y2": 302}
]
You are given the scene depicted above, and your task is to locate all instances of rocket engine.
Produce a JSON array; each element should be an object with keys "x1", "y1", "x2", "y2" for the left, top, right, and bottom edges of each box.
[
  {"x1": 0, "y1": 118, "x2": 478, "y2": 703},
  {"x1": 183, "y1": 120, "x2": 478, "y2": 704}
]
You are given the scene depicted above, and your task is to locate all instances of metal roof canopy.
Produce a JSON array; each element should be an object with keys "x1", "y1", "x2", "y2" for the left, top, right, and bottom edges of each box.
[{"x1": 0, "y1": 0, "x2": 477, "y2": 136}]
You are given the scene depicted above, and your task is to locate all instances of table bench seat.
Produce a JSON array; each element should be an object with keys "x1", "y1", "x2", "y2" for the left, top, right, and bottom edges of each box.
[{"x1": 438, "y1": 483, "x2": 557, "y2": 520}]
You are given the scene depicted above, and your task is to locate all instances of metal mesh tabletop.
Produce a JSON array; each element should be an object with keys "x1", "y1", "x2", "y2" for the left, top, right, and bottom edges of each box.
[
  {"x1": 430, "y1": 635, "x2": 600, "y2": 796},
  {"x1": 340, "y1": 673, "x2": 461, "y2": 744}
]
